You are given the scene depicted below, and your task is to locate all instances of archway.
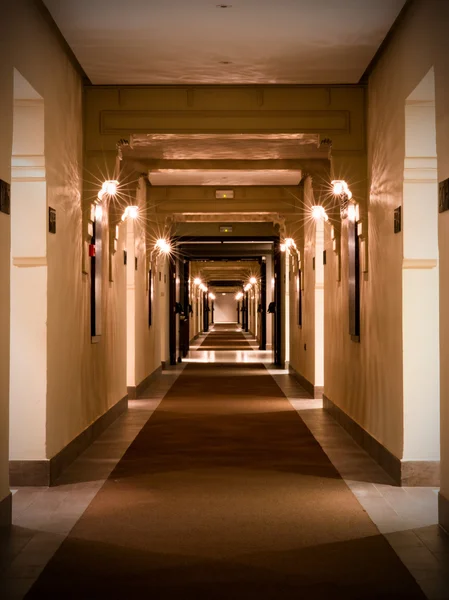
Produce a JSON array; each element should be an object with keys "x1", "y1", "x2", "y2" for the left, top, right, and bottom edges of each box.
[
  {"x1": 9, "y1": 71, "x2": 47, "y2": 469},
  {"x1": 402, "y1": 68, "x2": 440, "y2": 471}
]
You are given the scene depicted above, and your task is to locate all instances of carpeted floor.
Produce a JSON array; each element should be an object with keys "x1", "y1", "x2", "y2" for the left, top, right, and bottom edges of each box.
[
  {"x1": 198, "y1": 324, "x2": 252, "y2": 350},
  {"x1": 26, "y1": 329, "x2": 425, "y2": 599}
]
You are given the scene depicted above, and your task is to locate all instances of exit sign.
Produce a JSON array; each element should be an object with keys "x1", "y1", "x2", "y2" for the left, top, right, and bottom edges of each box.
[{"x1": 220, "y1": 226, "x2": 233, "y2": 233}]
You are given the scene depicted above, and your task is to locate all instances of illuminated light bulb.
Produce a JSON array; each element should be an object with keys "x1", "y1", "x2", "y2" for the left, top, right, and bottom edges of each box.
[
  {"x1": 194, "y1": 277, "x2": 202, "y2": 286},
  {"x1": 285, "y1": 237, "x2": 295, "y2": 248},
  {"x1": 155, "y1": 238, "x2": 171, "y2": 254},
  {"x1": 209, "y1": 293, "x2": 216, "y2": 300},
  {"x1": 97, "y1": 189, "x2": 106, "y2": 202},
  {"x1": 347, "y1": 189, "x2": 353, "y2": 200},
  {"x1": 244, "y1": 283, "x2": 252, "y2": 292},
  {"x1": 347, "y1": 203, "x2": 356, "y2": 222},
  {"x1": 128, "y1": 206, "x2": 138, "y2": 219},
  {"x1": 249, "y1": 276, "x2": 257, "y2": 285},
  {"x1": 102, "y1": 180, "x2": 119, "y2": 196},
  {"x1": 332, "y1": 180, "x2": 344, "y2": 195},
  {"x1": 235, "y1": 292, "x2": 243, "y2": 300},
  {"x1": 122, "y1": 205, "x2": 139, "y2": 221},
  {"x1": 311, "y1": 205, "x2": 326, "y2": 220},
  {"x1": 280, "y1": 244, "x2": 286, "y2": 252}
]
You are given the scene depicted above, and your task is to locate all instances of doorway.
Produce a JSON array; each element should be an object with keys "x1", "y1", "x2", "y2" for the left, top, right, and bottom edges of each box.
[
  {"x1": 402, "y1": 68, "x2": 440, "y2": 463},
  {"x1": 9, "y1": 70, "x2": 47, "y2": 463}
]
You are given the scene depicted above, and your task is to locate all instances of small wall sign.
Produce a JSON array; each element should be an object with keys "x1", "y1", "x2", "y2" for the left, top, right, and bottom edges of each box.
[
  {"x1": 0, "y1": 179, "x2": 10, "y2": 215},
  {"x1": 49, "y1": 207, "x2": 56, "y2": 233},
  {"x1": 439, "y1": 178, "x2": 449, "y2": 213}
]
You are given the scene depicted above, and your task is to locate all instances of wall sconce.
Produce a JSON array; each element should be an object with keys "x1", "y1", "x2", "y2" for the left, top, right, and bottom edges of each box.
[
  {"x1": 347, "y1": 203, "x2": 356, "y2": 222},
  {"x1": 311, "y1": 205, "x2": 329, "y2": 222},
  {"x1": 209, "y1": 293, "x2": 216, "y2": 300},
  {"x1": 121, "y1": 205, "x2": 139, "y2": 221},
  {"x1": 235, "y1": 292, "x2": 243, "y2": 300},
  {"x1": 332, "y1": 180, "x2": 353, "y2": 219},
  {"x1": 155, "y1": 238, "x2": 171, "y2": 254},
  {"x1": 97, "y1": 180, "x2": 119, "y2": 202},
  {"x1": 194, "y1": 277, "x2": 202, "y2": 286},
  {"x1": 244, "y1": 283, "x2": 252, "y2": 292},
  {"x1": 112, "y1": 224, "x2": 119, "y2": 254},
  {"x1": 249, "y1": 276, "x2": 257, "y2": 285},
  {"x1": 281, "y1": 237, "x2": 298, "y2": 253}
]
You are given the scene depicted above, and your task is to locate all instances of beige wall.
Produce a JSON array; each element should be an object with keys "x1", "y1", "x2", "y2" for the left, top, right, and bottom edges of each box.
[
  {"x1": 0, "y1": 1, "x2": 131, "y2": 503},
  {"x1": 368, "y1": 0, "x2": 446, "y2": 466},
  {"x1": 0, "y1": 0, "x2": 82, "y2": 501},
  {"x1": 214, "y1": 294, "x2": 237, "y2": 323},
  {"x1": 127, "y1": 177, "x2": 167, "y2": 387},
  {"x1": 289, "y1": 179, "x2": 318, "y2": 386},
  {"x1": 323, "y1": 0, "x2": 447, "y2": 473}
]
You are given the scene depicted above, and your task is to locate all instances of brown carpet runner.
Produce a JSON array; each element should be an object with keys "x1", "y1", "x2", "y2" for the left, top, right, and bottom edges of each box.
[
  {"x1": 26, "y1": 363, "x2": 424, "y2": 599},
  {"x1": 199, "y1": 326, "x2": 253, "y2": 351}
]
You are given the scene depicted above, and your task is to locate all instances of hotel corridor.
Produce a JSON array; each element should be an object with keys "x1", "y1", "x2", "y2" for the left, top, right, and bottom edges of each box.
[{"x1": 20, "y1": 328, "x2": 426, "y2": 598}]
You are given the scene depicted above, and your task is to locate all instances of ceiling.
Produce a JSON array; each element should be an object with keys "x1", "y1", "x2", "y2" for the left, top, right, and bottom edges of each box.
[{"x1": 44, "y1": 0, "x2": 406, "y2": 85}]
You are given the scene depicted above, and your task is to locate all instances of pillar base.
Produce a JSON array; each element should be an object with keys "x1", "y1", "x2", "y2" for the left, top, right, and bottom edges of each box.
[
  {"x1": 10, "y1": 395, "x2": 128, "y2": 487},
  {"x1": 128, "y1": 366, "x2": 162, "y2": 399},
  {"x1": 323, "y1": 394, "x2": 440, "y2": 487},
  {"x1": 289, "y1": 365, "x2": 323, "y2": 399}
]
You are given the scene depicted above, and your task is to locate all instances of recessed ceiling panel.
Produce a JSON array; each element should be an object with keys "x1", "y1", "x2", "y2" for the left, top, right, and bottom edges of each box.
[
  {"x1": 130, "y1": 133, "x2": 321, "y2": 161},
  {"x1": 43, "y1": 0, "x2": 406, "y2": 85},
  {"x1": 148, "y1": 169, "x2": 302, "y2": 186}
]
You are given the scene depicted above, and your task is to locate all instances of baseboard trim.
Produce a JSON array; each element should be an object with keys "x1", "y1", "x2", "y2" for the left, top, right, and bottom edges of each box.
[
  {"x1": 323, "y1": 394, "x2": 440, "y2": 487},
  {"x1": 439, "y1": 493, "x2": 449, "y2": 534},
  {"x1": 10, "y1": 394, "x2": 128, "y2": 487},
  {"x1": 289, "y1": 365, "x2": 323, "y2": 399},
  {"x1": 0, "y1": 493, "x2": 12, "y2": 528},
  {"x1": 127, "y1": 366, "x2": 163, "y2": 399}
]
